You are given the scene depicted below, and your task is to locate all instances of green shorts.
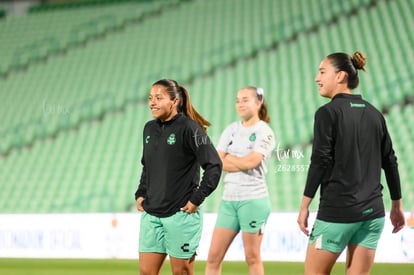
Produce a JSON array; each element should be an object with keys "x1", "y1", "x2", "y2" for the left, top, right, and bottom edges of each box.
[
  {"x1": 309, "y1": 217, "x2": 385, "y2": 253},
  {"x1": 139, "y1": 209, "x2": 203, "y2": 259},
  {"x1": 215, "y1": 197, "x2": 271, "y2": 233}
]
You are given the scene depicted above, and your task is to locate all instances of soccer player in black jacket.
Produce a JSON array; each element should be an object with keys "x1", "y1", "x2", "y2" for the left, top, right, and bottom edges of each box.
[
  {"x1": 297, "y1": 52, "x2": 405, "y2": 275},
  {"x1": 135, "y1": 79, "x2": 222, "y2": 275}
]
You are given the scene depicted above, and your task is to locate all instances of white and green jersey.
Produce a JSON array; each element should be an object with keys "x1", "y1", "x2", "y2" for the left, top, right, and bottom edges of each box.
[{"x1": 217, "y1": 120, "x2": 275, "y2": 201}]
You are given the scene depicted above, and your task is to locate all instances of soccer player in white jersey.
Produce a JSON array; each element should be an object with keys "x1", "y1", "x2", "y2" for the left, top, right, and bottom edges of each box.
[{"x1": 205, "y1": 86, "x2": 275, "y2": 275}]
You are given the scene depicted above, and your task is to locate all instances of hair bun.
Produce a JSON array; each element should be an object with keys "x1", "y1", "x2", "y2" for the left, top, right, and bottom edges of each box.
[{"x1": 351, "y1": 51, "x2": 367, "y2": 72}]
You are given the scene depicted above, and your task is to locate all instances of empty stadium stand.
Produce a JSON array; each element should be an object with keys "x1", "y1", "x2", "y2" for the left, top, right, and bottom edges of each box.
[{"x1": 0, "y1": 0, "x2": 413, "y2": 213}]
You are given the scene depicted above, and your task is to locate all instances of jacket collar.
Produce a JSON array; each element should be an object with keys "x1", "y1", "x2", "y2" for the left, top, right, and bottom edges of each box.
[
  {"x1": 332, "y1": 93, "x2": 362, "y2": 100},
  {"x1": 156, "y1": 113, "x2": 183, "y2": 127}
]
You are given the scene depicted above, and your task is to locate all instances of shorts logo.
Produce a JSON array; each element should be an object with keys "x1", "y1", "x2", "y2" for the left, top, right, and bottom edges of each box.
[
  {"x1": 249, "y1": 220, "x2": 257, "y2": 228},
  {"x1": 180, "y1": 243, "x2": 189, "y2": 252},
  {"x1": 167, "y1": 133, "x2": 176, "y2": 145},
  {"x1": 327, "y1": 239, "x2": 340, "y2": 246},
  {"x1": 145, "y1": 135, "x2": 150, "y2": 144},
  {"x1": 249, "y1": 133, "x2": 256, "y2": 142}
]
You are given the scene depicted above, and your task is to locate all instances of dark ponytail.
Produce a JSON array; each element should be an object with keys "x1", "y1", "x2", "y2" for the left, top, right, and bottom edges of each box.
[{"x1": 152, "y1": 79, "x2": 211, "y2": 132}]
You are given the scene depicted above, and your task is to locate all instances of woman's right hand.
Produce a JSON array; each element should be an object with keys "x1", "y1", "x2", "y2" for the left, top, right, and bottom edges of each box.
[
  {"x1": 297, "y1": 207, "x2": 310, "y2": 236},
  {"x1": 136, "y1": 197, "x2": 145, "y2": 212}
]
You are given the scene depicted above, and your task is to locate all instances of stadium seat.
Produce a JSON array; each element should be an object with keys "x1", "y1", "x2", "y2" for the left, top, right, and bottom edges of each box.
[{"x1": 0, "y1": 0, "x2": 413, "y2": 213}]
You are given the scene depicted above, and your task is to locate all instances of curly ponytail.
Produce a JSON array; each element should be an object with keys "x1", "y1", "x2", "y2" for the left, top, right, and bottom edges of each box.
[
  {"x1": 327, "y1": 51, "x2": 367, "y2": 89},
  {"x1": 351, "y1": 51, "x2": 367, "y2": 72}
]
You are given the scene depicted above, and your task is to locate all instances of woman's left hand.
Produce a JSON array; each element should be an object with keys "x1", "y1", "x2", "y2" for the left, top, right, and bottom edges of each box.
[{"x1": 180, "y1": 201, "x2": 199, "y2": 214}]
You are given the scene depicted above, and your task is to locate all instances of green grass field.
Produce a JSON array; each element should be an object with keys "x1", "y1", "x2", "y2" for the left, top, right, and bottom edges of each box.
[{"x1": 0, "y1": 258, "x2": 413, "y2": 275}]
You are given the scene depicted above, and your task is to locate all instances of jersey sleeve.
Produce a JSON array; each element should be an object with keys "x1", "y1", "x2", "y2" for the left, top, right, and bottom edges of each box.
[
  {"x1": 381, "y1": 118, "x2": 402, "y2": 200},
  {"x1": 252, "y1": 123, "x2": 275, "y2": 158},
  {"x1": 134, "y1": 156, "x2": 147, "y2": 200},
  {"x1": 186, "y1": 124, "x2": 223, "y2": 206},
  {"x1": 216, "y1": 123, "x2": 236, "y2": 153},
  {"x1": 304, "y1": 106, "x2": 335, "y2": 198},
  {"x1": 134, "y1": 125, "x2": 149, "y2": 200}
]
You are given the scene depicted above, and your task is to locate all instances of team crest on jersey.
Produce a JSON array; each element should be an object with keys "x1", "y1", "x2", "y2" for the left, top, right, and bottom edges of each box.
[
  {"x1": 167, "y1": 133, "x2": 176, "y2": 145},
  {"x1": 145, "y1": 135, "x2": 150, "y2": 144},
  {"x1": 249, "y1": 133, "x2": 256, "y2": 142}
]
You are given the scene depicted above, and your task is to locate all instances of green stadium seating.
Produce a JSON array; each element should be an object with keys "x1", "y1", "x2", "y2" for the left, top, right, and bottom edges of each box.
[{"x1": 0, "y1": 0, "x2": 413, "y2": 213}]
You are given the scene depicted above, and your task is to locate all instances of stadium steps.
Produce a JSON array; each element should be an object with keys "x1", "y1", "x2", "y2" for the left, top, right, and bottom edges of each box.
[
  {"x1": 0, "y1": 0, "x2": 181, "y2": 78},
  {"x1": 0, "y1": 0, "x2": 390, "y2": 157},
  {"x1": 1, "y1": 0, "x2": 413, "y2": 213},
  {"x1": 386, "y1": 105, "x2": 414, "y2": 211},
  {"x1": 0, "y1": 103, "x2": 148, "y2": 213}
]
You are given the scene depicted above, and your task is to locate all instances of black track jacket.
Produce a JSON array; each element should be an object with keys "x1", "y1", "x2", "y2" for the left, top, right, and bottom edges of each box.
[
  {"x1": 304, "y1": 93, "x2": 402, "y2": 222},
  {"x1": 135, "y1": 113, "x2": 222, "y2": 217}
]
